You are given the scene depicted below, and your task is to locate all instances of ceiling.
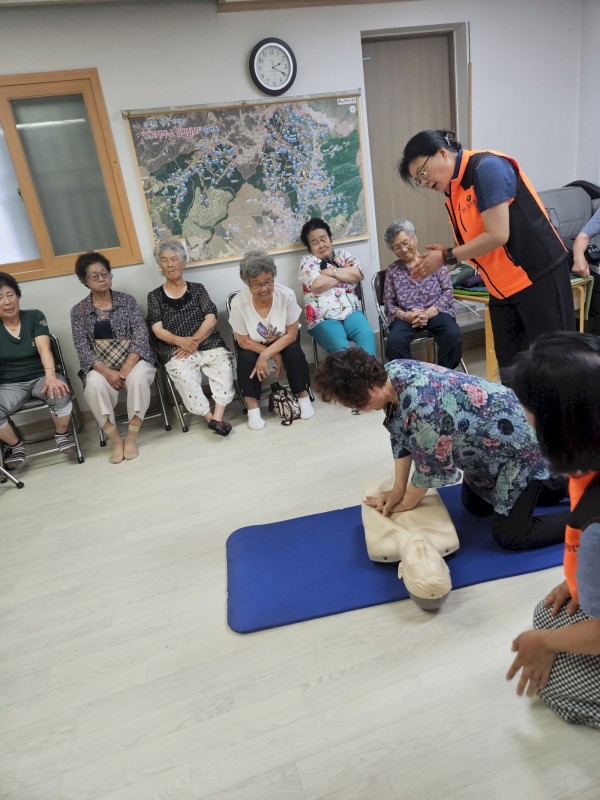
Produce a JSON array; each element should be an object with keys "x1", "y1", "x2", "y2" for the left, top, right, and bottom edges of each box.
[{"x1": 0, "y1": 0, "x2": 401, "y2": 9}]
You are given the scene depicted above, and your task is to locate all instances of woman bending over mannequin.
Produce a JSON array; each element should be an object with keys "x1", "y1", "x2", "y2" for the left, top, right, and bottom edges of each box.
[{"x1": 314, "y1": 347, "x2": 568, "y2": 552}]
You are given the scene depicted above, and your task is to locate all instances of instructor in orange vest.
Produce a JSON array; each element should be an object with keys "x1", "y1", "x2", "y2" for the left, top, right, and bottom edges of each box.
[{"x1": 398, "y1": 129, "x2": 575, "y2": 376}]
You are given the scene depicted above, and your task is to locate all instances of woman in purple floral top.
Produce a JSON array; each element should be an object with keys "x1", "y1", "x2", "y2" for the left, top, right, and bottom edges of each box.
[
  {"x1": 382, "y1": 219, "x2": 462, "y2": 368},
  {"x1": 315, "y1": 347, "x2": 568, "y2": 551}
]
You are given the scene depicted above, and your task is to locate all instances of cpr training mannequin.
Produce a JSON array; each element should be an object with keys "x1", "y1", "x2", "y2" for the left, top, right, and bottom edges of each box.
[{"x1": 362, "y1": 475, "x2": 459, "y2": 610}]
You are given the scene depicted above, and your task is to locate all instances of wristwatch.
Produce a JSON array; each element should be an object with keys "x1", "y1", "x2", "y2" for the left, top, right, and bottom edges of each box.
[
  {"x1": 331, "y1": 267, "x2": 338, "y2": 278},
  {"x1": 444, "y1": 247, "x2": 458, "y2": 267}
]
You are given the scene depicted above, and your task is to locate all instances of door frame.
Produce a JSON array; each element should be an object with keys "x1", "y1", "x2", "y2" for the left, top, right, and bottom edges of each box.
[{"x1": 361, "y1": 22, "x2": 470, "y2": 149}]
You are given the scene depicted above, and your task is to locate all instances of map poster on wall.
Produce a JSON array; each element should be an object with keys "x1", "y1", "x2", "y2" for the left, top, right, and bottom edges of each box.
[{"x1": 125, "y1": 93, "x2": 368, "y2": 264}]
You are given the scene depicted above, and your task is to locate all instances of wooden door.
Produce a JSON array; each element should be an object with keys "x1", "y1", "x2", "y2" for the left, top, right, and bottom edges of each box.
[{"x1": 362, "y1": 34, "x2": 456, "y2": 270}]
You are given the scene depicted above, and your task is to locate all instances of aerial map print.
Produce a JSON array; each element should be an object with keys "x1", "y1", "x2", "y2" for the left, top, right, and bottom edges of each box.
[{"x1": 126, "y1": 94, "x2": 368, "y2": 264}]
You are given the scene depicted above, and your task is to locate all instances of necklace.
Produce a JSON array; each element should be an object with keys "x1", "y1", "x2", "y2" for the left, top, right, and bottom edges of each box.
[{"x1": 3, "y1": 320, "x2": 21, "y2": 335}]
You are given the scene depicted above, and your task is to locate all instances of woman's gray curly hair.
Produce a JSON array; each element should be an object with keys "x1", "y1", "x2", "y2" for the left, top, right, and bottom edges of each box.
[
  {"x1": 383, "y1": 219, "x2": 416, "y2": 249},
  {"x1": 154, "y1": 239, "x2": 188, "y2": 263},
  {"x1": 239, "y1": 249, "x2": 277, "y2": 284}
]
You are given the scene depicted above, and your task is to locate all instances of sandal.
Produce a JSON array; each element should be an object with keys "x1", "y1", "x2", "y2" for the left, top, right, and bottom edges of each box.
[{"x1": 208, "y1": 419, "x2": 231, "y2": 437}]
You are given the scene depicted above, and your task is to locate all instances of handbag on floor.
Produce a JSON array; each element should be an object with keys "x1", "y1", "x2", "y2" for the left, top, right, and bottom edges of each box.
[{"x1": 268, "y1": 382, "x2": 300, "y2": 426}]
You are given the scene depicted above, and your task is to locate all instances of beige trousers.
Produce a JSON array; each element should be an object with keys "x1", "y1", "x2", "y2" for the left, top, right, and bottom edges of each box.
[{"x1": 84, "y1": 360, "x2": 156, "y2": 426}]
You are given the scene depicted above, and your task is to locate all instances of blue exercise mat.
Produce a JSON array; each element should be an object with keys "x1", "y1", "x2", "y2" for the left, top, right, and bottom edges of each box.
[{"x1": 226, "y1": 483, "x2": 566, "y2": 633}]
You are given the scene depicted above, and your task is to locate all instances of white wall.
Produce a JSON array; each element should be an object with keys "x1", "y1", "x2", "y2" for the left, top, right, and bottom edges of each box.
[
  {"x1": 577, "y1": 0, "x2": 600, "y2": 181},
  {"x1": 0, "y1": 0, "x2": 585, "y2": 392}
]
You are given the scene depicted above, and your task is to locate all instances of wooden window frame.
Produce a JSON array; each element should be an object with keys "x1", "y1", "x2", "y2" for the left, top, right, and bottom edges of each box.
[{"x1": 0, "y1": 67, "x2": 141, "y2": 282}]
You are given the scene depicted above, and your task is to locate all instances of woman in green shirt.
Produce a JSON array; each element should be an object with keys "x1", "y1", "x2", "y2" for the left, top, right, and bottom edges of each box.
[{"x1": 0, "y1": 272, "x2": 74, "y2": 468}]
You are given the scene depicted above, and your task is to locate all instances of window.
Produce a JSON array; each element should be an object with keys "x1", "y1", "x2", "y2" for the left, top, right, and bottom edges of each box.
[{"x1": 0, "y1": 68, "x2": 141, "y2": 281}]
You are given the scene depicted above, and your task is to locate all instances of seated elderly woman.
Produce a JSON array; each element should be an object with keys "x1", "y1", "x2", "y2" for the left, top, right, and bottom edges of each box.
[
  {"x1": 298, "y1": 218, "x2": 376, "y2": 356},
  {"x1": 382, "y1": 218, "x2": 462, "y2": 368},
  {"x1": 0, "y1": 272, "x2": 75, "y2": 468},
  {"x1": 71, "y1": 251, "x2": 157, "y2": 464},
  {"x1": 229, "y1": 249, "x2": 314, "y2": 431},
  {"x1": 315, "y1": 347, "x2": 568, "y2": 552},
  {"x1": 505, "y1": 332, "x2": 600, "y2": 729},
  {"x1": 148, "y1": 240, "x2": 234, "y2": 437}
]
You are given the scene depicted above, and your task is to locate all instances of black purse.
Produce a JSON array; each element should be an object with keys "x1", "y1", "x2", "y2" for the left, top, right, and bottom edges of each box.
[{"x1": 268, "y1": 382, "x2": 300, "y2": 426}]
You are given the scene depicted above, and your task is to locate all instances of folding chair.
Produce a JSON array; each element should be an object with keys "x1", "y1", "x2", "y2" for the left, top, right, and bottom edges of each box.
[{"x1": 0, "y1": 333, "x2": 85, "y2": 485}]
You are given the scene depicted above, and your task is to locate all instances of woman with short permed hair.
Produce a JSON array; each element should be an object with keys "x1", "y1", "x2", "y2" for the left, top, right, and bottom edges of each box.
[
  {"x1": 315, "y1": 347, "x2": 568, "y2": 552},
  {"x1": 229, "y1": 249, "x2": 314, "y2": 430}
]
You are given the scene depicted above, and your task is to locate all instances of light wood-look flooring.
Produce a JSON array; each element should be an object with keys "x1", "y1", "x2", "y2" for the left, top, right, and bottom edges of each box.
[{"x1": 1, "y1": 343, "x2": 599, "y2": 800}]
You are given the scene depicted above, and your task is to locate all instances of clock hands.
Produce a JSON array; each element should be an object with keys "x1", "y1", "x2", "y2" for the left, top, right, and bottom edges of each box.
[{"x1": 267, "y1": 59, "x2": 287, "y2": 79}]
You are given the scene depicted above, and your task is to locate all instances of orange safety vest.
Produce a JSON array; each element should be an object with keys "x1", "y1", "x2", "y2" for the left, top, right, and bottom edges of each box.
[
  {"x1": 445, "y1": 150, "x2": 569, "y2": 299},
  {"x1": 564, "y1": 471, "x2": 600, "y2": 602}
]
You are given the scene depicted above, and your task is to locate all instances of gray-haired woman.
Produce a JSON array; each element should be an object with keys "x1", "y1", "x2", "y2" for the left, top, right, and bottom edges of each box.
[
  {"x1": 228, "y1": 249, "x2": 314, "y2": 430},
  {"x1": 147, "y1": 240, "x2": 235, "y2": 437},
  {"x1": 382, "y1": 218, "x2": 462, "y2": 368}
]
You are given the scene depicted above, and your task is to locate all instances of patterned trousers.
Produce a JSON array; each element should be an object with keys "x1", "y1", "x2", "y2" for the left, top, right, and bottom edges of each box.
[
  {"x1": 534, "y1": 600, "x2": 600, "y2": 729},
  {"x1": 165, "y1": 347, "x2": 234, "y2": 416}
]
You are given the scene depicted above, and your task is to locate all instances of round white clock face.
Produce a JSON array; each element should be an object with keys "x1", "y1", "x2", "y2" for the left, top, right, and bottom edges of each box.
[{"x1": 249, "y1": 38, "x2": 297, "y2": 96}]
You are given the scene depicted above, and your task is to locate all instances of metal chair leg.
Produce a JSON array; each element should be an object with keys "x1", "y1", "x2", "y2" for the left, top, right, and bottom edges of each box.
[
  {"x1": 312, "y1": 338, "x2": 319, "y2": 366},
  {"x1": 69, "y1": 415, "x2": 85, "y2": 464},
  {"x1": 154, "y1": 370, "x2": 172, "y2": 431},
  {"x1": 0, "y1": 464, "x2": 24, "y2": 488},
  {"x1": 163, "y1": 370, "x2": 189, "y2": 433},
  {"x1": 233, "y1": 379, "x2": 247, "y2": 414}
]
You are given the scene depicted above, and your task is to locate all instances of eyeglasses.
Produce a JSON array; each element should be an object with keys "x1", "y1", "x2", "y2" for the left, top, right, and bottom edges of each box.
[
  {"x1": 412, "y1": 154, "x2": 432, "y2": 187},
  {"x1": 392, "y1": 238, "x2": 415, "y2": 253},
  {"x1": 87, "y1": 270, "x2": 112, "y2": 283},
  {"x1": 249, "y1": 278, "x2": 274, "y2": 290}
]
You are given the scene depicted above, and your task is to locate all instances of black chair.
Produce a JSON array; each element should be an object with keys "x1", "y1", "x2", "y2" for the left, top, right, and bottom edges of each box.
[
  {"x1": 226, "y1": 290, "x2": 313, "y2": 413},
  {"x1": 311, "y1": 281, "x2": 367, "y2": 366},
  {"x1": 371, "y1": 271, "x2": 468, "y2": 372},
  {"x1": 0, "y1": 333, "x2": 85, "y2": 486},
  {"x1": 147, "y1": 331, "x2": 190, "y2": 433}
]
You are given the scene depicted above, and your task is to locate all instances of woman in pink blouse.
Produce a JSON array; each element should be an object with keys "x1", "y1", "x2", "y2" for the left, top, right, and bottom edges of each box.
[{"x1": 382, "y1": 218, "x2": 462, "y2": 368}]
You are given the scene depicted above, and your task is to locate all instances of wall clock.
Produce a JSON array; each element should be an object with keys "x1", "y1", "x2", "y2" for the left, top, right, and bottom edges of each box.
[{"x1": 249, "y1": 38, "x2": 297, "y2": 96}]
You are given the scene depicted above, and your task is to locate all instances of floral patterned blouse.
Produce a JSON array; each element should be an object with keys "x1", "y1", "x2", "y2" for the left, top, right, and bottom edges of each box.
[
  {"x1": 384, "y1": 360, "x2": 549, "y2": 516},
  {"x1": 383, "y1": 260, "x2": 456, "y2": 325},
  {"x1": 298, "y1": 248, "x2": 364, "y2": 330}
]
